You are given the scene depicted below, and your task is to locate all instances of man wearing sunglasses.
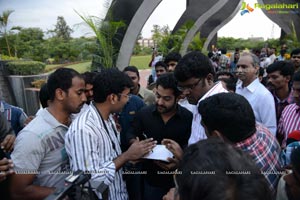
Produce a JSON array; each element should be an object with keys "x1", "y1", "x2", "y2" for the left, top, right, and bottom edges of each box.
[
  {"x1": 290, "y1": 48, "x2": 300, "y2": 72},
  {"x1": 174, "y1": 51, "x2": 227, "y2": 145}
]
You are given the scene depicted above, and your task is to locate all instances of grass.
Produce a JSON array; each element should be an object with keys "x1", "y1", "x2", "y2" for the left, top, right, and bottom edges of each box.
[
  {"x1": 45, "y1": 55, "x2": 151, "y2": 73},
  {"x1": 45, "y1": 61, "x2": 92, "y2": 73},
  {"x1": 130, "y1": 55, "x2": 152, "y2": 70}
]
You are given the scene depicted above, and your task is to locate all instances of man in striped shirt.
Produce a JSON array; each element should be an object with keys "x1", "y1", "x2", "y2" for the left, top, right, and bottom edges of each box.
[
  {"x1": 65, "y1": 69, "x2": 156, "y2": 200},
  {"x1": 174, "y1": 51, "x2": 227, "y2": 145},
  {"x1": 278, "y1": 70, "x2": 300, "y2": 148}
]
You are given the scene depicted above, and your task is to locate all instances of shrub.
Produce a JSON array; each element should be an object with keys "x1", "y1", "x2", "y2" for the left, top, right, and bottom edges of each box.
[
  {"x1": 6, "y1": 61, "x2": 46, "y2": 75},
  {"x1": 31, "y1": 79, "x2": 46, "y2": 88},
  {"x1": 0, "y1": 55, "x2": 18, "y2": 61}
]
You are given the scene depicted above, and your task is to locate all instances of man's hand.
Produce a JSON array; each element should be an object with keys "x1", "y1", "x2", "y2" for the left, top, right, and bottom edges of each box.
[
  {"x1": 162, "y1": 139, "x2": 183, "y2": 160},
  {"x1": 154, "y1": 160, "x2": 177, "y2": 171},
  {"x1": 125, "y1": 137, "x2": 157, "y2": 161},
  {"x1": 1, "y1": 134, "x2": 16, "y2": 152},
  {"x1": 0, "y1": 158, "x2": 14, "y2": 182},
  {"x1": 24, "y1": 116, "x2": 34, "y2": 126},
  {"x1": 163, "y1": 188, "x2": 179, "y2": 200}
]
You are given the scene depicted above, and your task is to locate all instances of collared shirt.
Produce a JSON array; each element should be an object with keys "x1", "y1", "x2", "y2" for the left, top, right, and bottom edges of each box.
[
  {"x1": 138, "y1": 86, "x2": 155, "y2": 106},
  {"x1": 272, "y1": 91, "x2": 294, "y2": 123},
  {"x1": 118, "y1": 95, "x2": 145, "y2": 152},
  {"x1": 235, "y1": 123, "x2": 282, "y2": 196},
  {"x1": 278, "y1": 103, "x2": 300, "y2": 148},
  {"x1": 11, "y1": 109, "x2": 69, "y2": 188},
  {"x1": 188, "y1": 82, "x2": 228, "y2": 145},
  {"x1": 127, "y1": 104, "x2": 192, "y2": 189},
  {"x1": 0, "y1": 101, "x2": 28, "y2": 135},
  {"x1": 0, "y1": 112, "x2": 14, "y2": 142},
  {"x1": 236, "y1": 78, "x2": 277, "y2": 135},
  {"x1": 65, "y1": 103, "x2": 128, "y2": 200}
]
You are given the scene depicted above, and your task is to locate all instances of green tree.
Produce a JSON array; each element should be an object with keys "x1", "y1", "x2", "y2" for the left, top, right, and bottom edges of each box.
[
  {"x1": 16, "y1": 28, "x2": 45, "y2": 61},
  {"x1": 133, "y1": 33, "x2": 143, "y2": 55},
  {"x1": 76, "y1": 10, "x2": 125, "y2": 70},
  {"x1": 282, "y1": 22, "x2": 300, "y2": 51},
  {"x1": 0, "y1": 10, "x2": 14, "y2": 56},
  {"x1": 53, "y1": 16, "x2": 73, "y2": 41}
]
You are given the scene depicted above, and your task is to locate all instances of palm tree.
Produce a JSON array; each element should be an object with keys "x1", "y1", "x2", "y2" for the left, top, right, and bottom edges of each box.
[
  {"x1": 0, "y1": 10, "x2": 14, "y2": 57},
  {"x1": 75, "y1": 10, "x2": 125, "y2": 70}
]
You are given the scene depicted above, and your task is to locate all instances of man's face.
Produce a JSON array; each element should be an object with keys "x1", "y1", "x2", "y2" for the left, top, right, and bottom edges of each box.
[
  {"x1": 155, "y1": 66, "x2": 167, "y2": 78},
  {"x1": 155, "y1": 85, "x2": 177, "y2": 114},
  {"x1": 124, "y1": 71, "x2": 139, "y2": 90},
  {"x1": 167, "y1": 61, "x2": 178, "y2": 72},
  {"x1": 267, "y1": 71, "x2": 290, "y2": 91},
  {"x1": 112, "y1": 87, "x2": 131, "y2": 113},
  {"x1": 291, "y1": 53, "x2": 300, "y2": 69},
  {"x1": 236, "y1": 55, "x2": 259, "y2": 86},
  {"x1": 63, "y1": 76, "x2": 87, "y2": 114},
  {"x1": 177, "y1": 77, "x2": 210, "y2": 105},
  {"x1": 85, "y1": 83, "x2": 94, "y2": 104},
  {"x1": 292, "y1": 81, "x2": 300, "y2": 106}
]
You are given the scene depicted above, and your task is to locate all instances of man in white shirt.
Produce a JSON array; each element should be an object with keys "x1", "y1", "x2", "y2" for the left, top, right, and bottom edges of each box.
[
  {"x1": 174, "y1": 51, "x2": 227, "y2": 145},
  {"x1": 65, "y1": 68, "x2": 156, "y2": 200},
  {"x1": 236, "y1": 52, "x2": 277, "y2": 135}
]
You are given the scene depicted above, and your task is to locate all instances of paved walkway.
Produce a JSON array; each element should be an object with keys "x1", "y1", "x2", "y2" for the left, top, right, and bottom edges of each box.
[{"x1": 139, "y1": 69, "x2": 151, "y2": 88}]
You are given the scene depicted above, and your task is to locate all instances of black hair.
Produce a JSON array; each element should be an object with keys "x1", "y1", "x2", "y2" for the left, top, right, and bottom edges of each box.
[
  {"x1": 207, "y1": 52, "x2": 214, "y2": 58},
  {"x1": 219, "y1": 78, "x2": 237, "y2": 92},
  {"x1": 266, "y1": 61, "x2": 294, "y2": 77},
  {"x1": 155, "y1": 61, "x2": 168, "y2": 70},
  {"x1": 293, "y1": 70, "x2": 300, "y2": 82},
  {"x1": 39, "y1": 83, "x2": 49, "y2": 108},
  {"x1": 174, "y1": 51, "x2": 215, "y2": 82},
  {"x1": 216, "y1": 71, "x2": 235, "y2": 80},
  {"x1": 220, "y1": 48, "x2": 227, "y2": 54},
  {"x1": 47, "y1": 68, "x2": 81, "y2": 101},
  {"x1": 164, "y1": 52, "x2": 182, "y2": 64},
  {"x1": 291, "y1": 48, "x2": 300, "y2": 57},
  {"x1": 81, "y1": 71, "x2": 98, "y2": 85},
  {"x1": 177, "y1": 138, "x2": 271, "y2": 200},
  {"x1": 155, "y1": 73, "x2": 181, "y2": 97},
  {"x1": 93, "y1": 68, "x2": 133, "y2": 103},
  {"x1": 198, "y1": 93, "x2": 256, "y2": 142},
  {"x1": 123, "y1": 66, "x2": 140, "y2": 78},
  {"x1": 259, "y1": 67, "x2": 264, "y2": 77}
]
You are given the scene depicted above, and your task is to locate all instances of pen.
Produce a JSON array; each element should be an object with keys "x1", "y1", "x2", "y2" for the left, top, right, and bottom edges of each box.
[{"x1": 142, "y1": 133, "x2": 153, "y2": 153}]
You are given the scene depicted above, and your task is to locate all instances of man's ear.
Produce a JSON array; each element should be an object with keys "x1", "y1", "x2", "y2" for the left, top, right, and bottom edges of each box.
[
  {"x1": 211, "y1": 130, "x2": 225, "y2": 142},
  {"x1": 206, "y1": 73, "x2": 215, "y2": 85},
  {"x1": 285, "y1": 75, "x2": 291, "y2": 83},
  {"x1": 108, "y1": 93, "x2": 118, "y2": 104},
  {"x1": 55, "y1": 88, "x2": 65, "y2": 101}
]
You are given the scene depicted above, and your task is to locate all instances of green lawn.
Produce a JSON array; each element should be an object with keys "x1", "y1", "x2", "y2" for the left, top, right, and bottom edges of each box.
[
  {"x1": 130, "y1": 55, "x2": 151, "y2": 70},
  {"x1": 45, "y1": 61, "x2": 91, "y2": 73},
  {"x1": 45, "y1": 55, "x2": 151, "y2": 73}
]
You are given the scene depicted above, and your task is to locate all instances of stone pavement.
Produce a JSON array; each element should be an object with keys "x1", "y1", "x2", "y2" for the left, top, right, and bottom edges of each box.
[{"x1": 139, "y1": 69, "x2": 151, "y2": 88}]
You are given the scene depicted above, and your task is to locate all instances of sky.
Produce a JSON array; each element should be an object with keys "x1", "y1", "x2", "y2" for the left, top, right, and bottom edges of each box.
[{"x1": 0, "y1": 0, "x2": 283, "y2": 40}]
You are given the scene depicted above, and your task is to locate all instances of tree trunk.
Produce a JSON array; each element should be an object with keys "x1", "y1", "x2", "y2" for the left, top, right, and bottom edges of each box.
[{"x1": 4, "y1": 34, "x2": 12, "y2": 57}]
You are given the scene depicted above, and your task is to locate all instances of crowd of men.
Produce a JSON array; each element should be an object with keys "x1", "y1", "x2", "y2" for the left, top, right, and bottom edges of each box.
[{"x1": 0, "y1": 46, "x2": 300, "y2": 200}]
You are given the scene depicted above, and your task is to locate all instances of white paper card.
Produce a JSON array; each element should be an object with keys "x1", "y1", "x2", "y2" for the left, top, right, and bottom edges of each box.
[{"x1": 143, "y1": 144, "x2": 174, "y2": 162}]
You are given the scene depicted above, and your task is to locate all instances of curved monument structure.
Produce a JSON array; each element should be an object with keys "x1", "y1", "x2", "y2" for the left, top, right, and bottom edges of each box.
[{"x1": 105, "y1": 0, "x2": 300, "y2": 70}]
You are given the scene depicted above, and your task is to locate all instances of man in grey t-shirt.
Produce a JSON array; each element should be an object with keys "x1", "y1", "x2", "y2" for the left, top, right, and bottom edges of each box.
[{"x1": 10, "y1": 68, "x2": 87, "y2": 199}]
